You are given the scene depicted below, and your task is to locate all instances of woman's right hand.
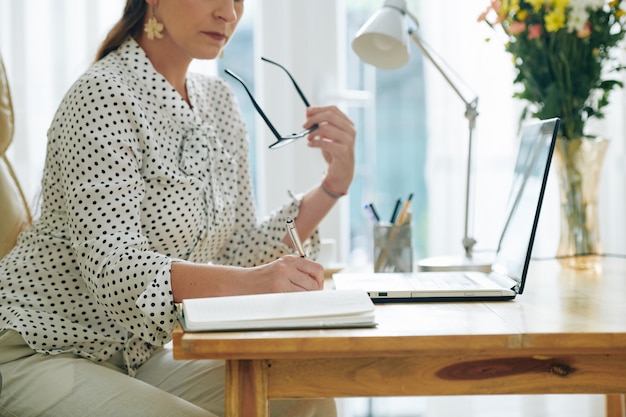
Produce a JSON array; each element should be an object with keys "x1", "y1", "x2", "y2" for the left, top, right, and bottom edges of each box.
[
  {"x1": 171, "y1": 255, "x2": 325, "y2": 302},
  {"x1": 244, "y1": 255, "x2": 325, "y2": 293}
]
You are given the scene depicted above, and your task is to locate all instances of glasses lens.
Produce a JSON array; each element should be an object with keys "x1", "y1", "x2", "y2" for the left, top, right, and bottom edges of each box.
[
  {"x1": 269, "y1": 138, "x2": 300, "y2": 149},
  {"x1": 267, "y1": 125, "x2": 320, "y2": 149}
]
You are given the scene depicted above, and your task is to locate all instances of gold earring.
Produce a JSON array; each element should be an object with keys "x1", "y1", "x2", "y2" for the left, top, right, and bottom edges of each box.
[
  {"x1": 219, "y1": 49, "x2": 225, "y2": 59},
  {"x1": 144, "y1": 7, "x2": 164, "y2": 40}
]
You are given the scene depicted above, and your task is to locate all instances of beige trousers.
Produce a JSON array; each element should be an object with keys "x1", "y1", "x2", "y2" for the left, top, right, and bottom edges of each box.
[{"x1": 0, "y1": 330, "x2": 336, "y2": 417}]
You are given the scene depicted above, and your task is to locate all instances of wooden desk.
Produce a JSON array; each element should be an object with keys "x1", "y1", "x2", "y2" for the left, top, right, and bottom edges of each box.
[{"x1": 173, "y1": 259, "x2": 626, "y2": 417}]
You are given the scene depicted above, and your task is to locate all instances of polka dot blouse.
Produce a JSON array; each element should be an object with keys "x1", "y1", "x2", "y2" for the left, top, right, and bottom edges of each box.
[{"x1": 0, "y1": 38, "x2": 319, "y2": 376}]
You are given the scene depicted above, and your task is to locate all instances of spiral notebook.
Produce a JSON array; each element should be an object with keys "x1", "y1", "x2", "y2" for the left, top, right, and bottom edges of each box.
[{"x1": 333, "y1": 118, "x2": 560, "y2": 302}]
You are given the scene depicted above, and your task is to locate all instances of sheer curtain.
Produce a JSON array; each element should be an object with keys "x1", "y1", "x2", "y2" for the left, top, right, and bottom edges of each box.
[
  {"x1": 0, "y1": 0, "x2": 125, "y2": 205},
  {"x1": 414, "y1": 0, "x2": 531, "y2": 258}
]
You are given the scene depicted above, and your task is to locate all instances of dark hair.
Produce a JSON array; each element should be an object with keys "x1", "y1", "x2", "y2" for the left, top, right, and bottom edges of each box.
[{"x1": 95, "y1": 0, "x2": 147, "y2": 61}]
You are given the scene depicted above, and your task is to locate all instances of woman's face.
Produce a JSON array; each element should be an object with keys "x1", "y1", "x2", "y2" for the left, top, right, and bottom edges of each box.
[{"x1": 148, "y1": 0, "x2": 244, "y2": 60}]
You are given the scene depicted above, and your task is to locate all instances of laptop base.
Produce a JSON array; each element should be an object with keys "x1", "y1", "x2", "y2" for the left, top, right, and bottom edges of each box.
[{"x1": 369, "y1": 294, "x2": 516, "y2": 303}]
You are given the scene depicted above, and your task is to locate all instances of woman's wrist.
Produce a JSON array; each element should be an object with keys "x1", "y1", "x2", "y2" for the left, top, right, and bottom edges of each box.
[{"x1": 320, "y1": 178, "x2": 347, "y2": 199}]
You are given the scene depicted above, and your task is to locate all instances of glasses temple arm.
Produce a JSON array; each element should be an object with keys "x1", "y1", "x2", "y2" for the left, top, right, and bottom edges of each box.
[
  {"x1": 224, "y1": 69, "x2": 283, "y2": 140},
  {"x1": 261, "y1": 57, "x2": 312, "y2": 107}
]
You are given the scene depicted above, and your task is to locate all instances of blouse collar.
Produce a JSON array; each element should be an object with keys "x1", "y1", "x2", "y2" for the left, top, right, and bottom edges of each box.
[{"x1": 114, "y1": 37, "x2": 202, "y2": 129}]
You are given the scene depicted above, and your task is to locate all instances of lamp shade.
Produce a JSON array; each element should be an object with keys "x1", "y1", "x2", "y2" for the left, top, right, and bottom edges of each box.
[{"x1": 351, "y1": 0, "x2": 410, "y2": 70}]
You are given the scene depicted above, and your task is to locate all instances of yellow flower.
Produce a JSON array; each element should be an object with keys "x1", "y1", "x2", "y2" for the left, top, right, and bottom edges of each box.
[
  {"x1": 544, "y1": 8, "x2": 566, "y2": 32},
  {"x1": 526, "y1": 0, "x2": 545, "y2": 13},
  {"x1": 478, "y1": 0, "x2": 626, "y2": 140},
  {"x1": 501, "y1": 0, "x2": 510, "y2": 14}
]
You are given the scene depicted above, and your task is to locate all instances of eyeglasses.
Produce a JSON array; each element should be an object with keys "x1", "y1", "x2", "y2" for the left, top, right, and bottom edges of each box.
[{"x1": 225, "y1": 57, "x2": 319, "y2": 149}]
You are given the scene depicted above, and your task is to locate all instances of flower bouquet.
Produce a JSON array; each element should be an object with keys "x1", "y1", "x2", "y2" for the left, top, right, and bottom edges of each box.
[
  {"x1": 479, "y1": 0, "x2": 626, "y2": 268},
  {"x1": 478, "y1": 0, "x2": 626, "y2": 140}
]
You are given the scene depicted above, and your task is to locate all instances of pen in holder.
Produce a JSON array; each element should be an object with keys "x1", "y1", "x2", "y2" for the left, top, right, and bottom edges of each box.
[{"x1": 373, "y1": 222, "x2": 413, "y2": 273}]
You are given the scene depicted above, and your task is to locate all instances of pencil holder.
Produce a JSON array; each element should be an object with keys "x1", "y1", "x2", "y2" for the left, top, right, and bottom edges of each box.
[{"x1": 373, "y1": 223, "x2": 413, "y2": 273}]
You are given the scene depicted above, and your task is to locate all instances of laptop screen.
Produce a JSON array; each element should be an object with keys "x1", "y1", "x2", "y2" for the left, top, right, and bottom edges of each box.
[{"x1": 491, "y1": 118, "x2": 559, "y2": 293}]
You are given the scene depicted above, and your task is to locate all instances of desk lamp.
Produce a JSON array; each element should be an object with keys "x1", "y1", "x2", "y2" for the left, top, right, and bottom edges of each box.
[{"x1": 352, "y1": 0, "x2": 492, "y2": 272}]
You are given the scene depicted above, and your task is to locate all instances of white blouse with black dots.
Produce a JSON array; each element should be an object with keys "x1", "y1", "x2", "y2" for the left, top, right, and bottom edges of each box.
[{"x1": 0, "y1": 38, "x2": 319, "y2": 376}]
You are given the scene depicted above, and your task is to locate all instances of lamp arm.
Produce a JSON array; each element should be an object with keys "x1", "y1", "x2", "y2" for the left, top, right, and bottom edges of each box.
[
  {"x1": 413, "y1": 32, "x2": 479, "y2": 130},
  {"x1": 405, "y1": 11, "x2": 480, "y2": 258},
  {"x1": 408, "y1": 33, "x2": 473, "y2": 108}
]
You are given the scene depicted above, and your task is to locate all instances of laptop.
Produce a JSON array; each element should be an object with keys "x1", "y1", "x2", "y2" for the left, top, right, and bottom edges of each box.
[{"x1": 333, "y1": 118, "x2": 560, "y2": 302}]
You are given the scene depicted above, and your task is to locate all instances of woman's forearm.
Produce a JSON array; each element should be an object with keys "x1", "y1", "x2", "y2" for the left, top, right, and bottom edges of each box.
[
  {"x1": 170, "y1": 256, "x2": 325, "y2": 303},
  {"x1": 282, "y1": 182, "x2": 342, "y2": 250}
]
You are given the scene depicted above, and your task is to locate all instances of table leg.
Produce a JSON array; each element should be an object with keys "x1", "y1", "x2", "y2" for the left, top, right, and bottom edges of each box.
[
  {"x1": 607, "y1": 395, "x2": 626, "y2": 417},
  {"x1": 225, "y1": 359, "x2": 270, "y2": 417}
]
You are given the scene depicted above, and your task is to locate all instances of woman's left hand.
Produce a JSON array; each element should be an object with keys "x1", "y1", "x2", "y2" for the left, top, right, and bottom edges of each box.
[{"x1": 304, "y1": 106, "x2": 356, "y2": 195}]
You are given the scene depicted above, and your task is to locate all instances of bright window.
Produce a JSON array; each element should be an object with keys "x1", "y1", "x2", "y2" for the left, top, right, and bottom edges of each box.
[{"x1": 344, "y1": 1, "x2": 429, "y2": 263}]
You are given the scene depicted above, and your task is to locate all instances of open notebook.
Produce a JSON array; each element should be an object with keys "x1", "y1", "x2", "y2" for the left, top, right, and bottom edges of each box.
[
  {"x1": 179, "y1": 289, "x2": 376, "y2": 331},
  {"x1": 334, "y1": 118, "x2": 560, "y2": 302}
]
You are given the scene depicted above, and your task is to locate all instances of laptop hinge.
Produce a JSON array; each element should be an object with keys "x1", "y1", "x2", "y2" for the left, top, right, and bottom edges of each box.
[{"x1": 486, "y1": 271, "x2": 520, "y2": 293}]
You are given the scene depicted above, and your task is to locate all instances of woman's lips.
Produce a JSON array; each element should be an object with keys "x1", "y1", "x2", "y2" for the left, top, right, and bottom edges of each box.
[{"x1": 203, "y1": 31, "x2": 226, "y2": 41}]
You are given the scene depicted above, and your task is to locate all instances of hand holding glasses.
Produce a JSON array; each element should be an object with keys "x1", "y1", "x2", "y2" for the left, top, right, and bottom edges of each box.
[{"x1": 225, "y1": 57, "x2": 319, "y2": 149}]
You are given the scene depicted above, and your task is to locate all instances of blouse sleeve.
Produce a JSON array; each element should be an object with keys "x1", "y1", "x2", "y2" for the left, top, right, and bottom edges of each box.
[
  {"x1": 48, "y1": 72, "x2": 177, "y2": 345},
  {"x1": 209, "y1": 80, "x2": 321, "y2": 267}
]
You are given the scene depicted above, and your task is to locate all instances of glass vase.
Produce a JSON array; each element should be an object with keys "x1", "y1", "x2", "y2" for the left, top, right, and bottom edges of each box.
[{"x1": 554, "y1": 137, "x2": 609, "y2": 270}]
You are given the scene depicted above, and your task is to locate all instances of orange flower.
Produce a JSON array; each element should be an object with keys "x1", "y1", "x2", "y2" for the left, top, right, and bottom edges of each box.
[
  {"x1": 478, "y1": 0, "x2": 626, "y2": 140},
  {"x1": 508, "y1": 21, "x2": 528, "y2": 34},
  {"x1": 577, "y1": 22, "x2": 592, "y2": 38},
  {"x1": 477, "y1": 6, "x2": 491, "y2": 22},
  {"x1": 527, "y1": 24, "x2": 542, "y2": 39}
]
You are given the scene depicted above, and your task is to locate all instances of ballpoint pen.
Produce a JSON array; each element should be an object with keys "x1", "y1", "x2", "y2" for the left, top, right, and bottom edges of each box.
[
  {"x1": 389, "y1": 197, "x2": 402, "y2": 224},
  {"x1": 364, "y1": 203, "x2": 380, "y2": 225},
  {"x1": 285, "y1": 217, "x2": 306, "y2": 258}
]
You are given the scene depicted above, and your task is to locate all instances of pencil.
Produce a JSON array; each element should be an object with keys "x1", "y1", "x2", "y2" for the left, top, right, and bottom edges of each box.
[
  {"x1": 375, "y1": 193, "x2": 414, "y2": 271},
  {"x1": 395, "y1": 193, "x2": 414, "y2": 225}
]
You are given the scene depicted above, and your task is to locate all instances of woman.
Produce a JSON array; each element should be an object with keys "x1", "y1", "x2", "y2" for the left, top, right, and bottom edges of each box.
[{"x1": 0, "y1": 0, "x2": 355, "y2": 415}]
